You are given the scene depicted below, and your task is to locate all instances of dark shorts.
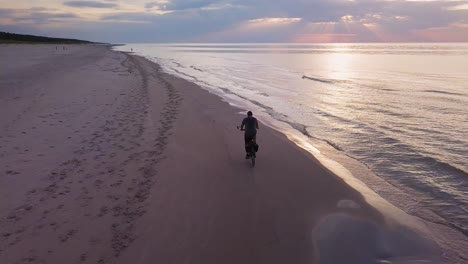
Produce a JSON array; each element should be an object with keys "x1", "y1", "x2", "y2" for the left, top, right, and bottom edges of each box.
[{"x1": 244, "y1": 132, "x2": 257, "y2": 145}]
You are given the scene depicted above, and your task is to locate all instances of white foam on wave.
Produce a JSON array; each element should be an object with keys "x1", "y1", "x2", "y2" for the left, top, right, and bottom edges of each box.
[
  {"x1": 113, "y1": 44, "x2": 468, "y2": 261},
  {"x1": 115, "y1": 44, "x2": 455, "y2": 228}
]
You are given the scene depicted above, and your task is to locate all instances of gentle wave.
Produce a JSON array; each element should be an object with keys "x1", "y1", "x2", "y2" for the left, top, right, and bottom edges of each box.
[
  {"x1": 301, "y1": 75, "x2": 335, "y2": 84},
  {"x1": 421, "y1": 89, "x2": 466, "y2": 96},
  {"x1": 173, "y1": 49, "x2": 468, "y2": 56},
  {"x1": 190, "y1": 65, "x2": 203, "y2": 72},
  {"x1": 122, "y1": 44, "x2": 468, "y2": 241}
]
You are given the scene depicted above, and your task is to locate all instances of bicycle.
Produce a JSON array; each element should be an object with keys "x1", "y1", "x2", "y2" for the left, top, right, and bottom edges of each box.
[{"x1": 237, "y1": 126, "x2": 257, "y2": 167}]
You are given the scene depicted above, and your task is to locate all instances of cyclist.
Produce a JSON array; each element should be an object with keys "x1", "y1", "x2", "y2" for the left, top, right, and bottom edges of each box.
[{"x1": 240, "y1": 111, "x2": 259, "y2": 159}]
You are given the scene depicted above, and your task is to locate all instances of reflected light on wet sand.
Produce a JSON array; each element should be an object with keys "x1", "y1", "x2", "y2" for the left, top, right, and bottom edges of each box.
[{"x1": 253, "y1": 111, "x2": 428, "y2": 234}]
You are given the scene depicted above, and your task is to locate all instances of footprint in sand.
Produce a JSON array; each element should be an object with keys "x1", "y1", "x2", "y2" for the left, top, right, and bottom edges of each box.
[
  {"x1": 5, "y1": 170, "x2": 20, "y2": 175},
  {"x1": 58, "y1": 229, "x2": 77, "y2": 242},
  {"x1": 110, "y1": 180, "x2": 123, "y2": 187},
  {"x1": 97, "y1": 206, "x2": 109, "y2": 217}
]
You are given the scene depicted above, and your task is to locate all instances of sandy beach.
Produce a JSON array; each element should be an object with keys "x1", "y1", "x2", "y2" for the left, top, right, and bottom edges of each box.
[{"x1": 0, "y1": 44, "x2": 455, "y2": 263}]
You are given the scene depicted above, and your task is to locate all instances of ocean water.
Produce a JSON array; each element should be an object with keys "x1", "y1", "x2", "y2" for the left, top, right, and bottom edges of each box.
[{"x1": 115, "y1": 43, "x2": 468, "y2": 236}]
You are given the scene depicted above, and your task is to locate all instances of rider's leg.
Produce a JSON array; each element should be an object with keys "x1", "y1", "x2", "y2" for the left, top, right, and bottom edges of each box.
[
  {"x1": 251, "y1": 133, "x2": 257, "y2": 157},
  {"x1": 244, "y1": 135, "x2": 251, "y2": 158}
]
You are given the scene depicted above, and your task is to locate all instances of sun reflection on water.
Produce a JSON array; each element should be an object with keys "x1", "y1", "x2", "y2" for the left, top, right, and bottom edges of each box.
[{"x1": 323, "y1": 49, "x2": 355, "y2": 81}]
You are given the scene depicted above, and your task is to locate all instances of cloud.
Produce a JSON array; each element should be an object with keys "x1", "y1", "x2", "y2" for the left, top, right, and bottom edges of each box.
[
  {"x1": 29, "y1": 7, "x2": 55, "y2": 12},
  {"x1": 145, "y1": 1, "x2": 171, "y2": 10},
  {"x1": 63, "y1": 1, "x2": 118, "y2": 8},
  {"x1": 293, "y1": 33, "x2": 357, "y2": 43},
  {"x1": 100, "y1": 12, "x2": 160, "y2": 23},
  {"x1": 449, "y1": 3, "x2": 468, "y2": 10},
  {"x1": 413, "y1": 22, "x2": 468, "y2": 42},
  {"x1": 145, "y1": 0, "x2": 220, "y2": 11},
  {"x1": 0, "y1": 8, "x2": 14, "y2": 16},
  {"x1": 0, "y1": 8, "x2": 80, "y2": 25},
  {"x1": 3, "y1": 0, "x2": 468, "y2": 42},
  {"x1": 247, "y1": 18, "x2": 302, "y2": 24}
]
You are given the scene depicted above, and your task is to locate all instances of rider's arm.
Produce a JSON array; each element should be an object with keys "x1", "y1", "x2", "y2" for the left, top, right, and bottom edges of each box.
[
  {"x1": 240, "y1": 119, "x2": 245, "y2": 130},
  {"x1": 256, "y1": 119, "x2": 259, "y2": 129}
]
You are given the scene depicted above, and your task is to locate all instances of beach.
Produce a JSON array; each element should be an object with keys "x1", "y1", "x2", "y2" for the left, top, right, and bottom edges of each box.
[{"x1": 0, "y1": 44, "x2": 459, "y2": 263}]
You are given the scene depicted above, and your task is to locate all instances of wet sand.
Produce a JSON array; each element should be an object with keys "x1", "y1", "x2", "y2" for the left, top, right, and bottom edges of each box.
[{"x1": 0, "y1": 44, "x2": 450, "y2": 263}]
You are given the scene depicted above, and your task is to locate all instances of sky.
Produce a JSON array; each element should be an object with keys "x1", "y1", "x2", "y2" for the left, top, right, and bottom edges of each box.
[{"x1": 1, "y1": 0, "x2": 468, "y2": 43}]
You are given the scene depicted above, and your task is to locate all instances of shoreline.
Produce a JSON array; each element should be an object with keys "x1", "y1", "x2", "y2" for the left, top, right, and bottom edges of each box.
[
  {"x1": 0, "y1": 44, "x2": 463, "y2": 263},
  {"x1": 127, "y1": 49, "x2": 468, "y2": 261},
  {"x1": 130, "y1": 47, "x2": 468, "y2": 257},
  {"x1": 227, "y1": 97, "x2": 468, "y2": 255},
  {"x1": 124, "y1": 43, "x2": 468, "y2": 241}
]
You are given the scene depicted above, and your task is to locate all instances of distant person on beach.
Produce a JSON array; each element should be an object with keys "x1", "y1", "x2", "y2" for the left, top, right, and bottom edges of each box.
[{"x1": 240, "y1": 111, "x2": 259, "y2": 159}]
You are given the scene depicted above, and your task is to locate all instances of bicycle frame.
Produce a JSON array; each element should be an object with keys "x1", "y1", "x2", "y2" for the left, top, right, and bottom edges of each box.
[
  {"x1": 247, "y1": 138, "x2": 256, "y2": 167},
  {"x1": 238, "y1": 126, "x2": 256, "y2": 167}
]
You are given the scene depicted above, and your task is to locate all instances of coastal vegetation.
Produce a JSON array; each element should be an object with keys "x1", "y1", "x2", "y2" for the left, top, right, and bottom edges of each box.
[{"x1": 0, "y1": 32, "x2": 94, "y2": 44}]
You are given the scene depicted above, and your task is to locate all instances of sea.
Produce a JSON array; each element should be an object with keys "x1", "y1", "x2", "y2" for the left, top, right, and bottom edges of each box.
[{"x1": 115, "y1": 43, "x2": 468, "y2": 237}]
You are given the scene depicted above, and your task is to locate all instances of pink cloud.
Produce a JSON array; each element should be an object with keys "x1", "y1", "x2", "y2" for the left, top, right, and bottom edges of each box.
[
  {"x1": 413, "y1": 23, "x2": 468, "y2": 42},
  {"x1": 292, "y1": 33, "x2": 356, "y2": 43}
]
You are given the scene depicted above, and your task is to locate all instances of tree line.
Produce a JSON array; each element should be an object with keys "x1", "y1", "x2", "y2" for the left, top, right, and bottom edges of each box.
[{"x1": 0, "y1": 32, "x2": 96, "y2": 44}]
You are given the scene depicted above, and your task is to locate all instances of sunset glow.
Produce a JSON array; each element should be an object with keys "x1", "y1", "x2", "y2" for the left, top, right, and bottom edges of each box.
[{"x1": 1, "y1": 0, "x2": 467, "y2": 42}]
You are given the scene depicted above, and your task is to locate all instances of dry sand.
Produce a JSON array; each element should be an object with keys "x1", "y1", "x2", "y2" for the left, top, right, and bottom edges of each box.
[{"x1": 0, "y1": 44, "x2": 451, "y2": 263}]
